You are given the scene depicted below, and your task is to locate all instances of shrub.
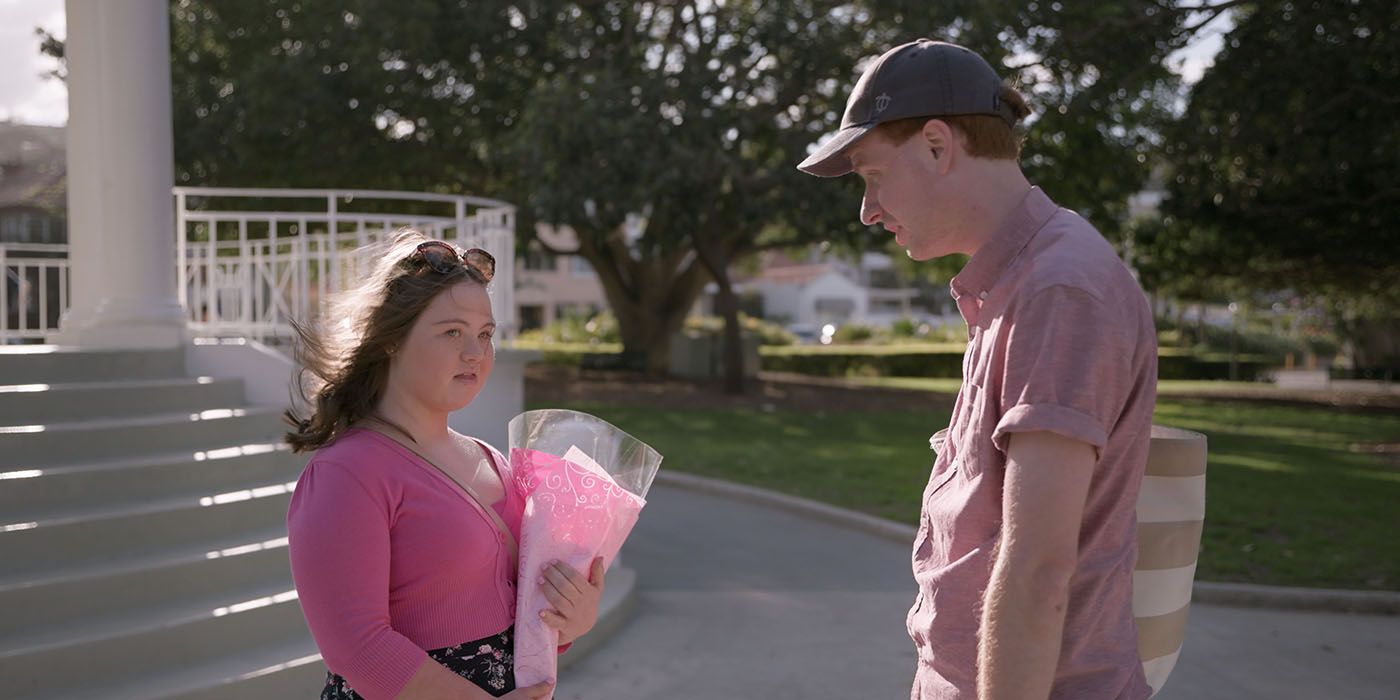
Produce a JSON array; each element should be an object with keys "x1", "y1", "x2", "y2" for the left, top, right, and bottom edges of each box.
[
  {"x1": 832, "y1": 323, "x2": 875, "y2": 344},
  {"x1": 682, "y1": 314, "x2": 796, "y2": 346},
  {"x1": 517, "y1": 310, "x2": 620, "y2": 345},
  {"x1": 891, "y1": 318, "x2": 919, "y2": 338}
]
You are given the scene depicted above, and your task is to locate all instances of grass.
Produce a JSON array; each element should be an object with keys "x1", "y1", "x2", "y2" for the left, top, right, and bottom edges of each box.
[
  {"x1": 1150, "y1": 401, "x2": 1399, "y2": 590},
  {"x1": 527, "y1": 396, "x2": 1400, "y2": 590},
  {"x1": 526, "y1": 400, "x2": 942, "y2": 525}
]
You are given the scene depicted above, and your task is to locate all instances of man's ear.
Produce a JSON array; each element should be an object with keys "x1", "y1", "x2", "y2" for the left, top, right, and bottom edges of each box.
[
  {"x1": 924, "y1": 117, "x2": 957, "y2": 172},
  {"x1": 921, "y1": 118, "x2": 956, "y2": 170}
]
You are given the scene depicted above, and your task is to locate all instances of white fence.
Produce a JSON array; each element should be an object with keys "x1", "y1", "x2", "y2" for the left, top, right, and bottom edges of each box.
[
  {"x1": 0, "y1": 187, "x2": 517, "y2": 344},
  {"x1": 175, "y1": 188, "x2": 517, "y2": 343},
  {"x1": 0, "y1": 243, "x2": 69, "y2": 342}
]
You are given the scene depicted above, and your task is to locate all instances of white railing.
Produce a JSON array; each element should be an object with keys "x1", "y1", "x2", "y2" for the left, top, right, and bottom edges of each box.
[
  {"x1": 175, "y1": 187, "x2": 517, "y2": 343},
  {"x1": 0, "y1": 188, "x2": 517, "y2": 344},
  {"x1": 0, "y1": 243, "x2": 69, "y2": 342}
]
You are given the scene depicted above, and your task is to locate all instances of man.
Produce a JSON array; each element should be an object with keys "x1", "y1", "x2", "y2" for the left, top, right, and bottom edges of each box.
[{"x1": 797, "y1": 40, "x2": 1158, "y2": 700}]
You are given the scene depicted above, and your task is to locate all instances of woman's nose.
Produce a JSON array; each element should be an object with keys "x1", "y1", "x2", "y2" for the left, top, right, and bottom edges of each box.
[{"x1": 461, "y1": 337, "x2": 487, "y2": 359}]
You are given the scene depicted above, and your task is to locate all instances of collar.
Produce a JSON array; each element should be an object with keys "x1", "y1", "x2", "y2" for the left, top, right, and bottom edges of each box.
[{"x1": 950, "y1": 186, "x2": 1058, "y2": 306}]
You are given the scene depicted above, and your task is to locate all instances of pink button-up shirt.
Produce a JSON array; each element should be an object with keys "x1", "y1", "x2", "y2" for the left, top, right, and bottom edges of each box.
[{"x1": 908, "y1": 188, "x2": 1157, "y2": 700}]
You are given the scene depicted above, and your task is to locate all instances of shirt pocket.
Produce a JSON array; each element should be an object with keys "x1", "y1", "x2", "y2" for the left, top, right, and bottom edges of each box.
[
  {"x1": 912, "y1": 455, "x2": 961, "y2": 566},
  {"x1": 952, "y1": 383, "x2": 985, "y2": 478}
]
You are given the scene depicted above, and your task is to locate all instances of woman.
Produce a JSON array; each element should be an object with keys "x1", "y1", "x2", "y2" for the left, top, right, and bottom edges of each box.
[{"x1": 285, "y1": 229, "x2": 605, "y2": 699}]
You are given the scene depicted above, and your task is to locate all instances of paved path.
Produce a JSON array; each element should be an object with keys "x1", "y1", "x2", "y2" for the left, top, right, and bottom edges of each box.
[{"x1": 558, "y1": 484, "x2": 1398, "y2": 700}]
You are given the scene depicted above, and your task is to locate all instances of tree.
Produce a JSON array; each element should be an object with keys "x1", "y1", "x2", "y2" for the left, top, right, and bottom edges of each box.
[
  {"x1": 480, "y1": 1, "x2": 1228, "y2": 386},
  {"x1": 1159, "y1": 0, "x2": 1400, "y2": 309},
  {"x1": 44, "y1": 1, "x2": 1238, "y2": 385}
]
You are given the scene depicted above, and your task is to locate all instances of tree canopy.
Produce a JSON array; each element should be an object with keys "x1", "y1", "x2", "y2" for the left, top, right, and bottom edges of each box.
[
  {"x1": 1153, "y1": 0, "x2": 1398, "y2": 308},
  {"x1": 48, "y1": 1, "x2": 1330, "y2": 373}
]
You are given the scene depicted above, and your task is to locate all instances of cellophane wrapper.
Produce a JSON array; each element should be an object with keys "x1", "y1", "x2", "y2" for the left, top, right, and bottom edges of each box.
[{"x1": 507, "y1": 409, "x2": 662, "y2": 696}]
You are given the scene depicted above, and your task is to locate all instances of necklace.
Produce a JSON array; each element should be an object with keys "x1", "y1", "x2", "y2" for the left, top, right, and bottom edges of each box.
[
  {"x1": 364, "y1": 413, "x2": 483, "y2": 475},
  {"x1": 366, "y1": 412, "x2": 421, "y2": 445}
]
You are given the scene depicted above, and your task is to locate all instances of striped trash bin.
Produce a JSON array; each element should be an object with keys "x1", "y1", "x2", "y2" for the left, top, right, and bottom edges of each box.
[{"x1": 1135, "y1": 425, "x2": 1208, "y2": 696}]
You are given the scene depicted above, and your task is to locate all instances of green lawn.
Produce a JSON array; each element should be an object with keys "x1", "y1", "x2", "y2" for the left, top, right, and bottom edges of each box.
[{"x1": 528, "y1": 398, "x2": 1400, "y2": 590}]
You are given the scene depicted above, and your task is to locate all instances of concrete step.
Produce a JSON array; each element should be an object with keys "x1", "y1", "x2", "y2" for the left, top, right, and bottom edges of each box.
[
  {"x1": 0, "y1": 523, "x2": 288, "y2": 593},
  {"x1": 0, "y1": 406, "x2": 286, "y2": 468},
  {"x1": 0, "y1": 584, "x2": 307, "y2": 699},
  {"x1": 40, "y1": 635, "x2": 324, "y2": 700},
  {"x1": 0, "y1": 376, "x2": 246, "y2": 424},
  {"x1": 0, "y1": 345, "x2": 326, "y2": 700},
  {"x1": 0, "y1": 345, "x2": 187, "y2": 384},
  {"x1": 0, "y1": 483, "x2": 294, "y2": 578},
  {"x1": 0, "y1": 529, "x2": 291, "y2": 640},
  {"x1": 0, "y1": 441, "x2": 303, "y2": 520},
  {"x1": 0, "y1": 567, "x2": 297, "y2": 655}
]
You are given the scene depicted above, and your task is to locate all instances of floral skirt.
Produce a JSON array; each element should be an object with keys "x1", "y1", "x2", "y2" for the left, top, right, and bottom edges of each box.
[{"x1": 320, "y1": 626, "x2": 515, "y2": 699}]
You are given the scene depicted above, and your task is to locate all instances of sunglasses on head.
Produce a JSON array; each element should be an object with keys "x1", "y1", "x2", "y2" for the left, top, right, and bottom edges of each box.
[{"x1": 409, "y1": 240, "x2": 495, "y2": 283}]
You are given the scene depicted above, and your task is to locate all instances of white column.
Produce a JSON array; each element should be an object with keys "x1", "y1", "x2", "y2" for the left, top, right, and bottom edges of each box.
[{"x1": 55, "y1": 0, "x2": 186, "y2": 348}]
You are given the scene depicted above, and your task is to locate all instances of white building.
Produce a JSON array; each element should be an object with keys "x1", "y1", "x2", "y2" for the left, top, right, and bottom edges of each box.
[
  {"x1": 515, "y1": 224, "x2": 609, "y2": 329},
  {"x1": 737, "y1": 250, "x2": 918, "y2": 331},
  {"x1": 746, "y1": 261, "x2": 867, "y2": 327}
]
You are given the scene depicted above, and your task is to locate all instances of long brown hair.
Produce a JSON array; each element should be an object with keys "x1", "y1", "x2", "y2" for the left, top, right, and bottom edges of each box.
[{"x1": 284, "y1": 228, "x2": 491, "y2": 453}]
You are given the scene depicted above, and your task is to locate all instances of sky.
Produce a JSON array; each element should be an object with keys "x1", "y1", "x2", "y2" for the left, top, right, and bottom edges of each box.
[
  {"x1": 0, "y1": 0, "x2": 1230, "y2": 129},
  {"x1": 0, "y1": 0, "x2": 66, "y2": 126}
]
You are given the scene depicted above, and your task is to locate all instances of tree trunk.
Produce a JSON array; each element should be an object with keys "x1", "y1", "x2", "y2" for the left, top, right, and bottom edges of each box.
[
  {"x1": 574, "y1": 228, "x2": 710, "y2": 378},
  {"x1": 717, "y1": 282, "x2": 745, "y2": 394},
  {"x1": 610, "y1": 303, "x2": 675, "y2": 376},
  {"x1": 1175, "y1": 303, "x2": 1187, "y2": 348},
  {"x1": 694, "y1": 236, "x2": 746, "y2": 395}
]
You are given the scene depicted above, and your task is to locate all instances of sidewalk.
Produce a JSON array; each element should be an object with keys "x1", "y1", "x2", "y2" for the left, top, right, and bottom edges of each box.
[{"x1": 557, "y1": 483, "x2": 1398, "y2": 700}]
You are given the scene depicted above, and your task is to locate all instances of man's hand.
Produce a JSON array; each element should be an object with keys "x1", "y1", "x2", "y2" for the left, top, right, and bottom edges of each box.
[{"x1": 538, "y1": 557, "x2": 606, "y2": 646}]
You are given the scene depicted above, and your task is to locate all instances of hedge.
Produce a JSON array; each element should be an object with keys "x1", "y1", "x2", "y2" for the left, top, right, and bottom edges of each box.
[
  {"x1": 759, "y1": 348, "x2": 964, "y2": 378},
  {"x1": 520, "y1": 341, "x2": 1275, "y2": 382},
  {"x1": 759, "y1": 346, "x2": 1272, "y2": 381},
  {"x1": 1157, "y1": 350, "x2": 1272, "y2": 381}
]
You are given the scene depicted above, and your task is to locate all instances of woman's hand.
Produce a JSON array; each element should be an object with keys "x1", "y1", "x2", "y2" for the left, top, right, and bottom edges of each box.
[
  {"x1": 500, "y1": 680, "x2": 555, "y2": 699},
  {"x1": 537, "y1": 557, "x2": 606, "y2": 646}
]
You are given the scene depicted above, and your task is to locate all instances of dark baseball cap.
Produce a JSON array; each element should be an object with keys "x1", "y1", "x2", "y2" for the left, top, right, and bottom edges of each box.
[{"x1": 797, "y1": 39, "x2": 1020, "y2": 178}]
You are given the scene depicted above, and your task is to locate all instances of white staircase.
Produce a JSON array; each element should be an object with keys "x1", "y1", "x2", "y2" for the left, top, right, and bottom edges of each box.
[{"x1": 0, "y1": 346, "x2": 325, "y2": 699}]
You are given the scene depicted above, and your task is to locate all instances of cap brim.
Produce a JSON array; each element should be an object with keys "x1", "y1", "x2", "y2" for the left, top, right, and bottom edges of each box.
[{"x1": 796, "y1": 123, "x2": 875, "y2": 178}]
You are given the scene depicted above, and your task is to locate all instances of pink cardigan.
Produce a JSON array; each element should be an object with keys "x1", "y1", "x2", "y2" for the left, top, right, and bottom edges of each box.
[{"x1": 288, "y1": 427, "x2": 526, "y2": 699}]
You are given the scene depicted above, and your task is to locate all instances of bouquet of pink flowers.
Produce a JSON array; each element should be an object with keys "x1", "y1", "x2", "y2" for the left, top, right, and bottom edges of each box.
[{"x1": 508, "y1": 409, "x2": 662, "y2": 695}]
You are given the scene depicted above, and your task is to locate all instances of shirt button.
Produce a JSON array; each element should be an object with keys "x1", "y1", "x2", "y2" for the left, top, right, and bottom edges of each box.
[{"x1": 978, "y1": 290, "x2": 989, "y2": 300}]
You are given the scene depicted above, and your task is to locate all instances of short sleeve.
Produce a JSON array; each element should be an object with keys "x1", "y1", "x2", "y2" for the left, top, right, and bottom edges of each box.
[
  {"x1": 287, "y1": 459, "x2": 430, "y2": 699},
  {"x1": 991, "y1": 284, "x2": 1137, "y2": 455}
]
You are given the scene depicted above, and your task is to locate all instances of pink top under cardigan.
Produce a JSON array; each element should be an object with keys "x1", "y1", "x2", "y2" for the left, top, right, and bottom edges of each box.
[{"x1": 288, "y1": 427, "x2": 531, "y2": 699}]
